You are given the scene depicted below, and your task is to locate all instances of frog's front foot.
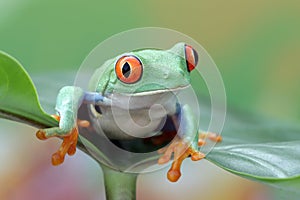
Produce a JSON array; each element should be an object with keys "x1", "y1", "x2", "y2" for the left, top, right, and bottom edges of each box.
[
  {"x1": 36, "y1": 115, "x2": 90, "y2": 165},
  {"x1": 158, "y1": 132, "x2": 222, "y2": 182}
]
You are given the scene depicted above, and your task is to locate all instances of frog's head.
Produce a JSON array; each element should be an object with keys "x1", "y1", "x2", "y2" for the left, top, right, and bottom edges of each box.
[{"x1": 91, "y1": 42, "x2": 198, "y2": 95}]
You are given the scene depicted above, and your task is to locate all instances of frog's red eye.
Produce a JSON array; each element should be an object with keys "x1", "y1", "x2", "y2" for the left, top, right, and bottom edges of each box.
[
  {"x1": 185, "y1": 44, "x2": 198, "y2": 72},
  {"x1": 115, "y1": 55, "x2": 143, "y2": 84}
]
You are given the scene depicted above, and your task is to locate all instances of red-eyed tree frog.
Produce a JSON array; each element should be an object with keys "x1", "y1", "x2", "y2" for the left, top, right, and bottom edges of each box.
[{"x1": 36, "y1": 43, "x2": 221, "y2": 182}]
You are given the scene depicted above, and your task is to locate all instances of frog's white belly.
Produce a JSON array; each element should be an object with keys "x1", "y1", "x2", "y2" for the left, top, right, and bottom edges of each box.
[{"x1": 89, "y1": 90, "x2": 179, "y2": 139}]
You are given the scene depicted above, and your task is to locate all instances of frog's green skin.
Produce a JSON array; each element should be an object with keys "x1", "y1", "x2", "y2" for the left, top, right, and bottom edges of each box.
[{"x1": 42, "y1": 42, "x2": 199, "y2": 150}]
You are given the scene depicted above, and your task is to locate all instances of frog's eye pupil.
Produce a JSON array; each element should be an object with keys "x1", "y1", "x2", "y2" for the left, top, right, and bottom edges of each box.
[
  {"x1": 122, "y1": 62, "x2": 131, "y2": 78},
  {"x1": 115, "y1": 55, "x2": 143, "y2": 84},
  {"x1": 193, "y1": 48, "x2": 199, "y2": 66}
]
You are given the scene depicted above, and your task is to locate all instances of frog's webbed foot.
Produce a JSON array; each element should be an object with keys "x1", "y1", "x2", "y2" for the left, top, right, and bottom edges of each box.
[
  {"x1": 157, "y1": 137, "x2": 205, "y2": 182},
  {"x1": 158, "y1": 132, "x2": 222, "y2": 182},
  {"x1": 36, "y1": 115, "x2": 90, "y2": 165}
]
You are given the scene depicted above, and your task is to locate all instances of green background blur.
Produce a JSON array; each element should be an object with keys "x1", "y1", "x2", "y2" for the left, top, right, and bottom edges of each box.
[{"x1": 0, "y1": 0, "x2": 299, "y2": 199}]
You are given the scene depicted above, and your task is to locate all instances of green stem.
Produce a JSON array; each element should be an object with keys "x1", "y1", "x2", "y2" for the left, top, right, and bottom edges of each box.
[{"x1": 101, "y1": 164, "x2": 138, "y2": 200}]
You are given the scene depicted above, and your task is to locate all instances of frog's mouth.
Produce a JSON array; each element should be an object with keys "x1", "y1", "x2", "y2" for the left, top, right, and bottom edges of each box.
[
  {"x1": 104, "y1": 84, "x2": 191, "y2": 110},
  {"x1": 108, "y1": 84, "x2": 191, "y2": 97}
]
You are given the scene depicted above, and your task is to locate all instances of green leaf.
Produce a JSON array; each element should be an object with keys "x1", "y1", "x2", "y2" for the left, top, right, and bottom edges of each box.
[
  {"x1": 0, "y1": 51, "x2": 58, "y2": 127},
  {"x1": 210, "y1": 141, "x2": 300, "y2": 177},
  {"x1": 206, "y1": 112, "x2": 300, "y2": 193},
  {"x1": 208, "y1": 141, "x2": 300, "y2": 183}
]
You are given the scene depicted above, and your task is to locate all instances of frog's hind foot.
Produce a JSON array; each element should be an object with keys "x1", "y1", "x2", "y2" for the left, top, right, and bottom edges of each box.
[
  {"x1": 36, "y1": 115, "x2": 89, "y2": 166},
  {"x1": 158, "y1": 138, "x2": 205, "y2": 182}
]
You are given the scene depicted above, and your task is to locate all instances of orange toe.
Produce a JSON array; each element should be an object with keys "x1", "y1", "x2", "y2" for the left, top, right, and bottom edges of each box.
[
  {"x1": 67, "y1": 139, "x2": 77, "y2": 156},
  {"x1": 199, "y1": 132, "x2": 222, "y2": 143},
  {"x1": 51, "y1": 128, "x2": 78, "y2": 166},
  {"x1": 77, "y1": 119, "x2": 90, "y2": 128},
  {"x1": 52, "y1": 152, "x2": 65, "y2": 166},
  {"x1": 167, "y1": 168, "x2": 181, "y2": 182},
  {"x1": 198, "y1": 138, "x2": 206, "y2": 146},
  {"x1": 208, "y1": 133, "x2": 222, "y2": 142},
  {"x1": 158, "y1": 155, "x2": 171, "y2": 164},
  {"x1": 167, "y1": 149, "x2": 190, "y2": 182},
  {"x1": 36, "y1": 130, "x2": 47, "y2": 140},
  {"x1": 191, "y1": 151, "x2": 205, "y2": 161}
]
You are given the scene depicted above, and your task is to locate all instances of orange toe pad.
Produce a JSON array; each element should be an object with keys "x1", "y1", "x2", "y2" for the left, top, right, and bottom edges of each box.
[{"x1": 167, "y1": 146, "x2": 205, "y2": 182}]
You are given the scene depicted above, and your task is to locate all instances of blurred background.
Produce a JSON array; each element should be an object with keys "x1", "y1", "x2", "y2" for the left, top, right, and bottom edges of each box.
[{"x1": 0, "y1": 0, "x2": 299, "y2": 199}]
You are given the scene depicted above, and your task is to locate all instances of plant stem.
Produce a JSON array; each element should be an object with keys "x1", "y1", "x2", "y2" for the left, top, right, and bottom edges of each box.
[{"x1": 101, "y1": 164, "x2": 138, "y2": 200}]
